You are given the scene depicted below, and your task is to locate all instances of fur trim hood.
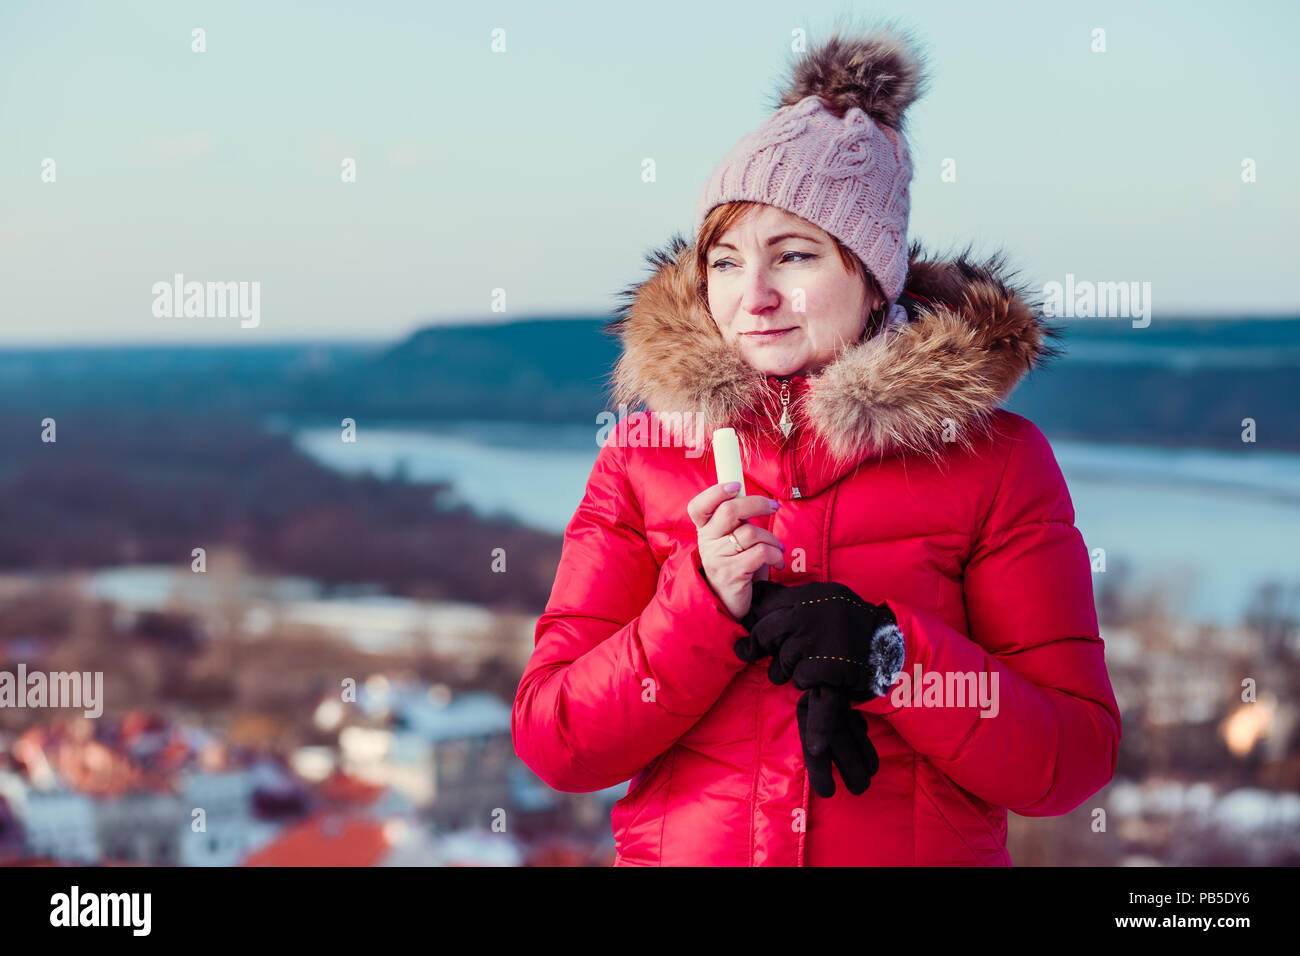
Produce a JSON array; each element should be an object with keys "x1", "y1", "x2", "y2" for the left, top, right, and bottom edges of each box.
[{"x1": 604, "y1": 234, "x2": 1062, "y2": 469}]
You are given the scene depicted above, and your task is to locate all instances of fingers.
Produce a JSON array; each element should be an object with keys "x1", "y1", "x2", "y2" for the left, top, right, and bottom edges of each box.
[
  {"x1": 686, "y1": 486, "x2": 774, "y2": 530},
  {"x1": 719, "y1": 540, "x2": 783, "y2": 575},
  {"x1": 734, "y1": 612, "x2": 780, "y2": 662},
  {"x1": 804, "y1": 687, "x2": 878, "y2": 797},
  {"x1": 731, "y1": 542, "x2": 784, "y2": 574},
  {"x1": 826, "y1": 697, "x2": 878, "y2": 790},
  {"x1": 804, "y1": 686, "x2": 844, "y2": 750},
  {"x1": 717, "y1": 522, "x2": 784, "y2": 558},
  {"x1": 797, "y1": 691, "x2": 837, "y2": 799},
  {"x1": 747, "y1": 608, "x2": 800, "y2": 679},
  {"x1": 702, "y1": 510, "x2": 782, "y2": 568},
  {"x1": 770, "y1": 628, "x2": 812, "y2": 685},
  {"x1": 808, "y1": 759, "x2": 836, "y2": 799},
  {"x1": 845, "y1": 708, "x2": 881, "y2": 780},
  {"x1": 734, "y1": 635, "x2": 760, "y2": 663},
  {"x1": 829, "y1": 703, "x2": 874, "y2": 795},
  {"x1": 698, "y1": 491, "x2": 779, "y2": 538},
  {"x1": 744, "y1": 526, "x2": 786, "y2": 557},
  {"x1": 687, "y1": 482, "x2": 743, "y2": 530},
  {"x1": 833, "y1": 731, "x2": 872, "y2": 796}
]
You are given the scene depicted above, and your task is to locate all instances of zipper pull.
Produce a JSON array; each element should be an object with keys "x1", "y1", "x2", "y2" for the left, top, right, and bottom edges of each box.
[{"x1": 778, "y1": 380, "x2": 793, "y2": 439}]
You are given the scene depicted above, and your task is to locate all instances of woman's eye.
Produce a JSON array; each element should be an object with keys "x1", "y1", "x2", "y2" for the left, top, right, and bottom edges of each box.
[{"x1": 712, "y1": 252, "x2": 813, "y2": 271}]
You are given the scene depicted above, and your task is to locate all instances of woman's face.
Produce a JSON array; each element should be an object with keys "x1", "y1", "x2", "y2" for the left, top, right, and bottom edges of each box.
[{"x1": 705, "y1": 204, "x2": 882, "y2": 377}]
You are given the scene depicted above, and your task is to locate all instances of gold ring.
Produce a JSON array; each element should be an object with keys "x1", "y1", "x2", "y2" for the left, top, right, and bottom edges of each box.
[{"x1": 727, "y1": 532, "x2": 743, "y2": 555}]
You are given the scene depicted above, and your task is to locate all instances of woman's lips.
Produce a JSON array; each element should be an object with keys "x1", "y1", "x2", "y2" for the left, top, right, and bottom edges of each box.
[{"x1": 743, "y1": 328, "x2": 795, "y2": 339}]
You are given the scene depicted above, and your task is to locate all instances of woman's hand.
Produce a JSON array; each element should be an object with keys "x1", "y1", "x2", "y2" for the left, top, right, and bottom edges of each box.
[
  {"x1": 688, "y1": 482, "x2": 785, "y2": 622},
  {"x1": 744, "y1": 581, "x2": 905, "y2": 702}
]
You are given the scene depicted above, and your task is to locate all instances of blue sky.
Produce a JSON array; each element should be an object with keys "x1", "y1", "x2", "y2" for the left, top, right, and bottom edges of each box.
[{"x1": 2, "y1": 0, "x2": 1297, "y2": 345}]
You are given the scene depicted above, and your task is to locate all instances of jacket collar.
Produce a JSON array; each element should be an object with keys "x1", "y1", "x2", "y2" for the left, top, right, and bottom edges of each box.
[{"x1": 605, "y1": 234, "x2": 1061, "y2": 495}]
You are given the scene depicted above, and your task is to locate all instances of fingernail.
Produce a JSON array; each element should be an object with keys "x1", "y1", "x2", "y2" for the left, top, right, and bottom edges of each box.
[
  {"x1": 770, "y1": 499, "x2": 780, "y2": 510},
  {"x1": 723, "y1": 481, "x2": 741, "y2": 492}
]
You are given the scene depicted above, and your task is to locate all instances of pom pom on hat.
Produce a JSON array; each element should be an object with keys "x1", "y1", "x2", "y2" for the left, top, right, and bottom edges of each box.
[{"x1": 776, "y1": 26, "x2": 928, "y2": 131}]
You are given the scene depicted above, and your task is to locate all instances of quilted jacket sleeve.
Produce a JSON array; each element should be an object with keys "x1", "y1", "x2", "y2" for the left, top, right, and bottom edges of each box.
[
  {"x1": 857, "y1": 414, "x2": 1122, "y2": 816},
  {"x1": 512, "y1": 425, "x2": 750, "y2": 793}
]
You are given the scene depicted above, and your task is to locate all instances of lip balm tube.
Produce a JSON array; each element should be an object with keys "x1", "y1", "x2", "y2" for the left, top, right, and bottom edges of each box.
[
  {"x1": 712, "y1": 428, "x2": 770, "y2": 582},
  {"x1": 711, "y1": 428, "x2": 745, "y2": 495}
]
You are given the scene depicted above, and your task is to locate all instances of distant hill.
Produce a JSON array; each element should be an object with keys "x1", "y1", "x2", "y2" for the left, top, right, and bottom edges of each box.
[
  {"x1": 1006, "y1": 316, "x2": 1300, "y2": 449},
  {"x1": 312, "y1": 318, "x2": 622, "y2": 422},
  {"x1": 1, "y1": 315, "x2": 1298, "y2": 449}
]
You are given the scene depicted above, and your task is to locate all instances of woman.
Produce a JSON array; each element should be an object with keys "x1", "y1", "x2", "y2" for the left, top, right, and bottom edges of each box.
[{"x1": 513, "y1": 26, "x2": 1121, "y2": 866}]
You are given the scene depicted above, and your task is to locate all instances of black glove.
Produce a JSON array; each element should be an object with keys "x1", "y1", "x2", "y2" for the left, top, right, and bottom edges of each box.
[
  {"x1": 734, "y1": 579, "x2": 792, "y2": 674},
  {"x1": 799, "y1": 686, "x2": 880, "y2": 798},
  {"x1": 747, "y1": 581, "x2": 905, "y2": 703},
  {"x1": 736, "y1": 580, "x2": 904, "y2": 798}
]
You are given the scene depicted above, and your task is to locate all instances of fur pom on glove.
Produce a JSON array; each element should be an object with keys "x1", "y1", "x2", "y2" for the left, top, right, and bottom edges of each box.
[{"x1": 737, "y1": 580, "x2": 906, "y2": 702}]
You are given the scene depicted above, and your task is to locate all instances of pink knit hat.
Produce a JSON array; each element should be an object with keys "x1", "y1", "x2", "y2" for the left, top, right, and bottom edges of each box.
[{"x1": 694, "y1": 28, "x2": 928, "y2": 306}]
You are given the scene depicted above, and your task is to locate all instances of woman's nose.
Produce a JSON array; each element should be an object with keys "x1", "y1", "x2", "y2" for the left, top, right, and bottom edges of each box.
[{"x1": 740, "y1": 268, "x2": 781, "y2": 315}]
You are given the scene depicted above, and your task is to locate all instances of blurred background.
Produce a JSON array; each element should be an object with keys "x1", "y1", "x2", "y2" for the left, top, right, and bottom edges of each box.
[{"x1": 1, "y1": 0, "x2": 1297, "y2": 866}]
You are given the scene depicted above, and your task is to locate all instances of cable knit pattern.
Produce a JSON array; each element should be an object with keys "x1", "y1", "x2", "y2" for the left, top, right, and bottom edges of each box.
[{"x1": 694, "y1": 94, "x2": 914, "y2": 304}]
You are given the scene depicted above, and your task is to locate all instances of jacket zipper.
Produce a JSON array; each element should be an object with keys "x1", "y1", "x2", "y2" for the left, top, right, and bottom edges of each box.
[
  {"x1": 779, "y1": 376, "x2": 807, "y2": 866},
  {"x1": 777, "y1": 379, "x2": 803, "y2": 499}
]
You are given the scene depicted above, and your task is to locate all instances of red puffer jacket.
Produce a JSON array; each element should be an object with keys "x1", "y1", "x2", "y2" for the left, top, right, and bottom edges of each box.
[{"x1": 513, "y1": 238, "x2": 1122, "y2": 865}]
